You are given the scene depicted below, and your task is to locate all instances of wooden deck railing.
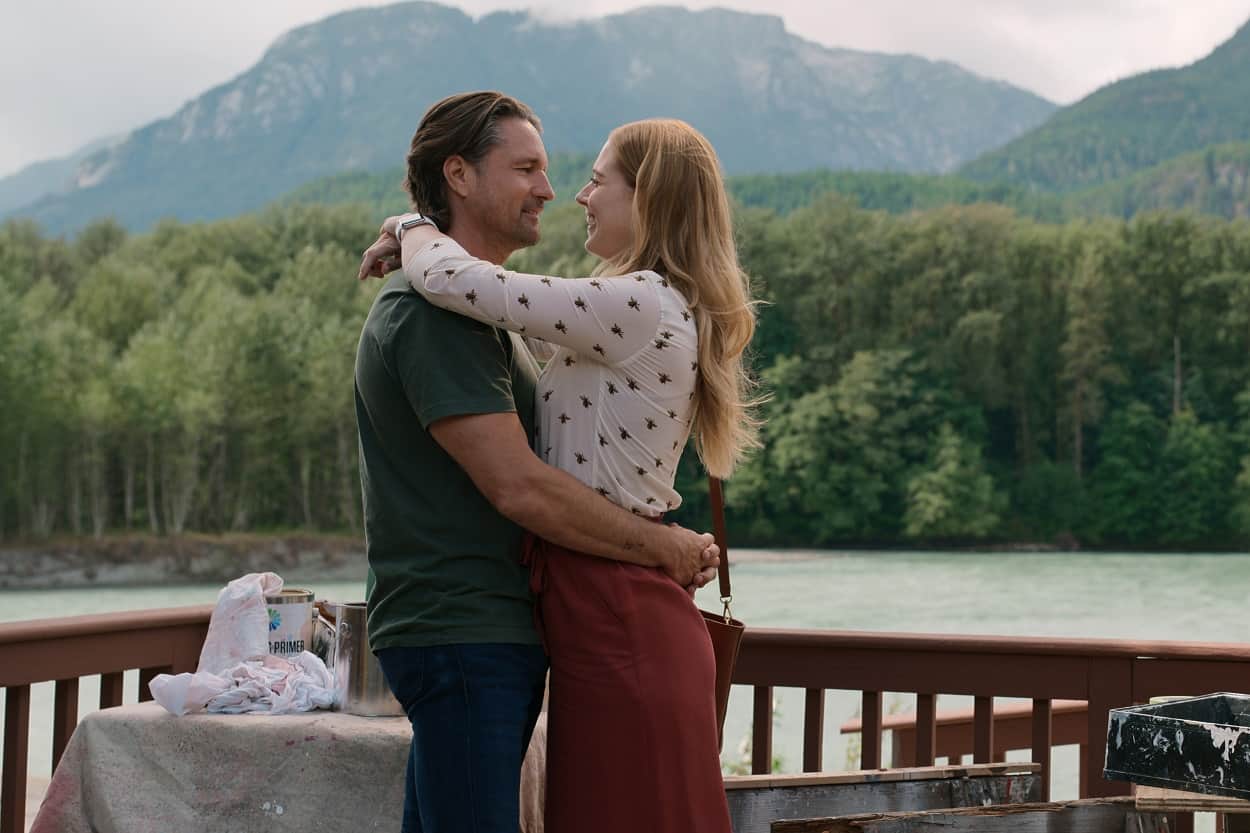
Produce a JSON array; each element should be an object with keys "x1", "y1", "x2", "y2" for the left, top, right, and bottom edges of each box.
[
  {"x1": 6, "y1": 612, "x2": 1250, "y2": 832},
  {"x1": 0, "y1": 606, "x2": 211, "y2": 833}
]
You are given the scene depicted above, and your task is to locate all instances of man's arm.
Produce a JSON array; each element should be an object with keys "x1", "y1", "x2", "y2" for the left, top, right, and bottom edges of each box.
[{"x1": 429, "y1": 411, "x2": 717, "y2": 587}]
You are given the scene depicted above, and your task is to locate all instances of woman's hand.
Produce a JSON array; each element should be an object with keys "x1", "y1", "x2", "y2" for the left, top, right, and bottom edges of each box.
[
  {"x1": 357, "y1": 231, "x2": 402, "y2": 281},
  {"x1": 662, "y1": 523, "x2": 720, "y2": 589}
]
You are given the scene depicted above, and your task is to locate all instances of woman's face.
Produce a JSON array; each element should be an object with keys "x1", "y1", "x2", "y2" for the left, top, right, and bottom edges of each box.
[{"x1": 576, "y1": 140, "x2": 634, "y2": 260}]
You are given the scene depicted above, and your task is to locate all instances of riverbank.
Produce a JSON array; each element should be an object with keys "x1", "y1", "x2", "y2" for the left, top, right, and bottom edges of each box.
[{"x1": 0, "y1": 533, "x2": 366, "y2": 589}]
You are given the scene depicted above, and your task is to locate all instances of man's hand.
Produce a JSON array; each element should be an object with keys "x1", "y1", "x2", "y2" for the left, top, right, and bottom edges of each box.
[
  {"x1": 357, "y1": 231, "x2": 402, "y2": 281},
  {"x1": 662, "y1": 523, "x2": 719, "y2": 588}
]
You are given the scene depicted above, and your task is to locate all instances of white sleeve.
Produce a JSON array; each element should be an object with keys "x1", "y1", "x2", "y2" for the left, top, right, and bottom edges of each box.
[{"x1": 403, "y1": 238, "x2": 664, "y2": 364}]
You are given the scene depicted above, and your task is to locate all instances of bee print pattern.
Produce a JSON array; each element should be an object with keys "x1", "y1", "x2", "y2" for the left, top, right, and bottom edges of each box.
[
  {"x1": 559, "y1": 413, "x2": 571, "y2": 424},
  {"x1": 653, "y1": 338, "x2": 668, "y2": 350},
  {"x1": 543, "y1": 391, "x2": 553, "y2": 402},
  {"x1": 606, "y1": 382, "x2": 618, "y2": 395},
  {"x1": 660, "y1": 330, "x2": 673, "y2": 340},
  {"x1": 644, "y1": 418, "x2": 657, "y2": 430},
  {"x1": 589, "y1": 279, "x2": 604, "y2": 291},
  {"x1": 658, "y1": 373, "x2": 671, "y2": 384},
  {"x1": 574, "y1": 297, "x2": 587, "y2": 311},
  {"x1": 496, "y1": 272, "x2": 507, "y2": 283},
  {"x1": 563, "y1": 355, "x2": 576, "y2": 367},
  {"x1": 619, "y1": 427, "x2": 631, "y2": 440},
  {"x1": 626, "y1": 378, "x2": 639, "y2": 391},
  {"x1": 667, "y1": 409, "x2": 677, "y2": 419},
  {"x1": 599, "y1": 434, "x2": 608, "y2": 447},
  {"x1": 580, "y1": 395, "x2": 592, "y2": 408},
  {"x1": 465, "y1": 289, "x2": 478, "y2": 305},
  {"x1": 682, "y1": 310, "x2": 691, "y2": 321},
  {"x1": 575, "y1": 452, "x2": 587, "y2": 464},
  {"x1": 554, "y1": 320, "x2": 568, "y2": 334},
  {"x1": 518, "y1": 294, "x2": 530, "y2": 308},
  {"x1": 540, "y1": 277, "x2": 552, "y2": 286},
  {"x1": 596, "y1": 487, "x2": 611, "y2": 497},
  {"x1": 611, "y1": 324, "x2": 625, "y2": 338},
  {"x1": 627, "y1": 297, "x2": 641, "y2": 311},
  {"x1": 634, "y1": 275, "x2": 646, "y2": 282},
  {"x1": 593, "y1": 344, "x2": 606, "y2": 357},
  {"x1": 636, "y1": 466, "x2": 646, "y2": 476}
]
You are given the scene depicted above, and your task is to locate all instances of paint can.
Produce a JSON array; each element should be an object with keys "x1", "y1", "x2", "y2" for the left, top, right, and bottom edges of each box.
[{"x1": 264, "y1": 588, "x2": 316, "y2": 659}]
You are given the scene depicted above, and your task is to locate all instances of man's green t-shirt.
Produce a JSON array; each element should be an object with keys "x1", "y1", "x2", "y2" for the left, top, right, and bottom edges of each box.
[{"x1": 354, "y1": 273, "x2": 540, "y2": 650}]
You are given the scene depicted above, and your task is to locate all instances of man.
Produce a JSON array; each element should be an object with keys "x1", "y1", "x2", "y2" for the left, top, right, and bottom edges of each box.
[{"x1": 353, "y1": 91, "x2": 718, "y2": 833}]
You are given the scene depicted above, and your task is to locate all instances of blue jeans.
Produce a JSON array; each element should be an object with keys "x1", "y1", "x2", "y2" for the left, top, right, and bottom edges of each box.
[{"x1": 375, "y1": 643, "x2": 548, "y2": 833}]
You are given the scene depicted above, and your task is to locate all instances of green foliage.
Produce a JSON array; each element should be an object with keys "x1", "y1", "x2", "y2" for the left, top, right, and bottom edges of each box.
[
  {"x1": 960, "y1": 21, "x2": 1250, "y2": 193},
  {"x1": 5, "y1": 189, "x2": 1250, "y2": 549},
  {"x1": 904, "y1": 423, "x2": 1002, "y2": 540}
]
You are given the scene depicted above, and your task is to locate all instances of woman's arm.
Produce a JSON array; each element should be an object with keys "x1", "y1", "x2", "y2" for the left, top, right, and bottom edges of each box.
[{"x1": 398, "y1": 227, "x2": 666, "y2": 365}]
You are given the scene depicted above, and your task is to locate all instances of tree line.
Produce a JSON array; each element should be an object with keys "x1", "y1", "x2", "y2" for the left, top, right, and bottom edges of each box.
[{"x1": 3, "y1": 196, "x2": 1250, "y2": 549}]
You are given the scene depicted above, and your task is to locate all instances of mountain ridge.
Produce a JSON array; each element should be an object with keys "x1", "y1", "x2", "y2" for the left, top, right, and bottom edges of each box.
[{"x1": 2, "y1": 1, "x2": 1055, "y2": 234}]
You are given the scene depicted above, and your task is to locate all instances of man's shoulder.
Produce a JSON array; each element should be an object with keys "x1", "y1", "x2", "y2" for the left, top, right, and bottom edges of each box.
[{"x1": 368, "y1": 275, "x2": 500, "y2": 341}]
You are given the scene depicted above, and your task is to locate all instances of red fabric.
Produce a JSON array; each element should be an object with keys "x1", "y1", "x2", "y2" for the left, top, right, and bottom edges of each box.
[{"x1": 524, "y1": 535, "x2": 733, "y2": 833}]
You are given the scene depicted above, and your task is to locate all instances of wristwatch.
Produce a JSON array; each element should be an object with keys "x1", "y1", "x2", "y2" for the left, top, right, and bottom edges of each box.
[{"x1": 396, "y1": 213, "x2": 438, "y2": 242}]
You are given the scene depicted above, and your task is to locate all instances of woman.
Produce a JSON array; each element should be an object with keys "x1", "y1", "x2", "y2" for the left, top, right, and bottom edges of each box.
[{"x1": 383, "y1": 119, "x2": 756, "y2": 832}]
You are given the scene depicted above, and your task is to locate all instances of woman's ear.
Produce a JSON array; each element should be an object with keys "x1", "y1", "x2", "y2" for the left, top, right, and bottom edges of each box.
[{"x1": 443, "y1": 156, "x2": 473, "y2": 199}]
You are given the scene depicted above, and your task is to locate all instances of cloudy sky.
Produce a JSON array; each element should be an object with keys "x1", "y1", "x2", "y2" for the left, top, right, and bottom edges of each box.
[{"x1": 1, "y1": 0, "x2": 1248, "y2": 178}]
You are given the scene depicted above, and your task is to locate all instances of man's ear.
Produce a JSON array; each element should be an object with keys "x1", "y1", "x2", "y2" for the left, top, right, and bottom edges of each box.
[{"x1": 443, "y1": 156, "x2": 473, "y2": 199}]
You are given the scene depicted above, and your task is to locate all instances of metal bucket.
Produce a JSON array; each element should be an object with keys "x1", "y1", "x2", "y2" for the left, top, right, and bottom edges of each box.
[
  {"x1": 328, "y1": 602, "x2": 404, "y2": 717},
  {"x1": 264, "y1": 588, "x2": 316, "y2": 660}
]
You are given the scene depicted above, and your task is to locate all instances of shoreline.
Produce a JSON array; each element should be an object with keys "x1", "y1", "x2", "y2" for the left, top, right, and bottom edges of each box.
[{"x1": 1, "y1": 533, "x2": 1244, "y2": 591}]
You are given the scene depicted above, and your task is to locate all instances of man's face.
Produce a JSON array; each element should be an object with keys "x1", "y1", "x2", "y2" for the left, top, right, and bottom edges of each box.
[{"x1": 461, "y1": 118, "x2": 555, "y2": 253}]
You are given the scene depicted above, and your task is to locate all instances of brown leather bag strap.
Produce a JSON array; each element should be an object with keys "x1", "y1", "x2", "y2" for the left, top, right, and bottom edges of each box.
[{"x1": 707, "y1": 476, "x2": 731, "y2": 601}]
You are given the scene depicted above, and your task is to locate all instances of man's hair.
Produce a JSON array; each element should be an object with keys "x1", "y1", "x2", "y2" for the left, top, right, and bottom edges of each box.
[{"x1": 404, "y1": 91, "x2": 542, "y2": 230}]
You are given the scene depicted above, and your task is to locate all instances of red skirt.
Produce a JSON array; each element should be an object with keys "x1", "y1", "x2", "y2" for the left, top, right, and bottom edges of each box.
[{"x1": 525, "y1": 535, "x2": 733, "y2": 833}]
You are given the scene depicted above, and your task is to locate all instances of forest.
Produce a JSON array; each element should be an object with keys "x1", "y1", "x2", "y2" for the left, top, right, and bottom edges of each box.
[{"x1": 3, "y1": 195, "x2": 1250, "y2": 548}]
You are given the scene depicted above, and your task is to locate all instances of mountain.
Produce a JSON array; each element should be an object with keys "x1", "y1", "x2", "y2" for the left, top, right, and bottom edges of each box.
[
  {"x1": 1063, "y1": 141, "x2": 1250, "y2": 219},
  {"x1": 4, "y1": 2, "x2": 1055, "y2": 234},
  {"x1": 960, "y1": 17, "x2": 1250, "y2": 192},
  {"x1": 0, "y1": 135, "x2": 122, "y2": 216}
]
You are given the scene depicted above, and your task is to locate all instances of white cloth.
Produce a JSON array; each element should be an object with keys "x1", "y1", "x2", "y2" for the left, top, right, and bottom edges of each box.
[
  {"x1": 149, "y1": 572, "x2": 336, "y2": 715},
  {"x1": 405, "y1": 238, "x2": 699, "y2": 515}
]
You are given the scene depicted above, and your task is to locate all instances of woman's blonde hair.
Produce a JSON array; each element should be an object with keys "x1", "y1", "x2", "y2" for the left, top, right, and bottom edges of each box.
[{"x1": 597, "y1": 119, "x2": 761, "y2": 479}]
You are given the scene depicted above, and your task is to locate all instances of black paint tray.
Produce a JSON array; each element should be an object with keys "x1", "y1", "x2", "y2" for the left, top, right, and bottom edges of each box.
[{"x1": 1104, "y1": 693, "x2": 1250, "y2": 799}]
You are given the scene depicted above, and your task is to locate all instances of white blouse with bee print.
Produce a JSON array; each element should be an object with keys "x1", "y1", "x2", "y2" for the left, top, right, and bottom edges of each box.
[{"x1": 403, "y1": 237, "x2": 697, "y2": 518}]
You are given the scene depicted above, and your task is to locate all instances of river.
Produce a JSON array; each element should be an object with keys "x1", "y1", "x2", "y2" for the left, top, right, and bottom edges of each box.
[{"x1": 5, "y1": 549, "x2": 1249, "y2": 815}]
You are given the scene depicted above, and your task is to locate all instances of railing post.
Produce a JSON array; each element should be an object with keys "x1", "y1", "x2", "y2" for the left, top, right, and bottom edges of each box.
[
  {"x1": 802, "y1": 688, "x2": 825, "y2": 772},
  {"x1": 1032, "y1": 698, "x2": 1053, "y2": 801},
  {"x1": 973, "y1": 695, "x2": 994, "y2": 763},
  {"x1": 752, "y1": 685, "x2": 774, "y2": 775},
  {"x1": 100, "y1": 670, "x2": 125, "y2": 709},
  {"x1": 915, "y1": 693, "x2": 937, "y2": 766},
  {"x1": 1086, "y1": 658, "x2": 1133, "y2": 798},
  {"x1": 861, "y1": 690, "x2": 883, "y2": 770},
  {"x1": 53, "y1": 677, "x2": 81, "y2": 770},
  {"x1": 138, "y1": 665, "x2": 170, "y2": 703},
  {"x1": 2, "y1": 684, "x2": 31, "y2": 833}
]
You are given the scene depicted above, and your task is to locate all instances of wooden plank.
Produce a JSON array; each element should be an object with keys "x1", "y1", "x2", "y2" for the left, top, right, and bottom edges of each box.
[
  {"x1": 972, "y1": 696, "x2": 993, "y2": 763},
  {"x1": 771, "y1": 797, "x2": 1165, "y2": 833},
  {"x1": 726, "y1": 771, "x2": 1042, "y2": 833},
  {"x1": 803, "y1": 689, "x2": 825, "y2": 772},
  {"x1": 99, "y1": 670, "x2": 125, "y2": 709},
  {"x1": 1136, "y1": 786, "x2": 1250, "y2": 813},
  {"x1": 52, "y1": 677, "x2": 80, "y2": 770},
  {"x1": 137, "y1": 665, "x2": 170, "y2": 703},
  {"x1": 1032, "y1": 698, "x2": 1052, "y2": 802},
  {"x1": 2, "y1": 685, "x2": 31, "y2": 833},
  {"x1": 861, "y1": 691, "x2": 882, "y2": 770},
  {"x1": 753, "y1": 685, "x2": 774, "y2": 775},
  {"x1": 914, "y1": 694, "x2": 936, "y2": 767},
  {"x1": 724, "y1": 763, "x2": 1041, "y2": 790}
]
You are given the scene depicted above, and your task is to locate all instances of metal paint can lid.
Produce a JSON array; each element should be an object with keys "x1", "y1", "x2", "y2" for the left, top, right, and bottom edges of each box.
[{"x1": 264, "y1": 588, "x2": 315, "y2": 604}]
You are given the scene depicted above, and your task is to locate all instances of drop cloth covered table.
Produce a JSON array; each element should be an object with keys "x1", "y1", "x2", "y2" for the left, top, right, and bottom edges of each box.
[{"x1": 29, "y1": 702, "x2": 548, "y2": 833}]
